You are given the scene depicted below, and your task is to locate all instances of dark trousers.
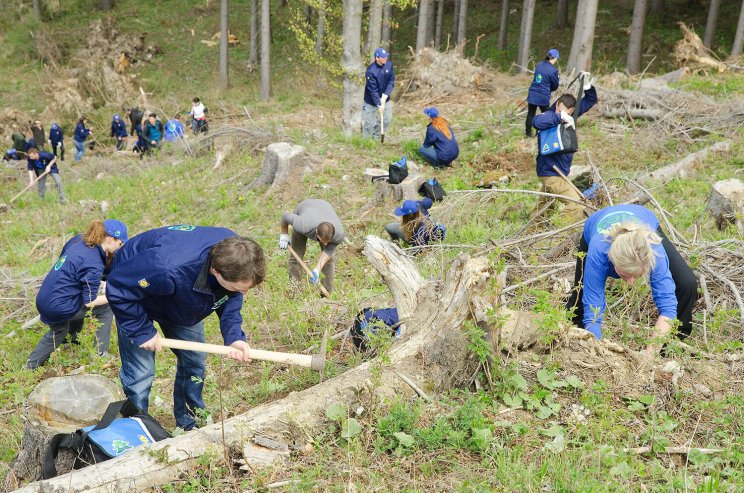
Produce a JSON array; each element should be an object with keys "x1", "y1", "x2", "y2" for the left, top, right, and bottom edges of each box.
[
  {"x1": 52, "y1": 142, "x2": 65, "y2": 161},
  {"x1": 566, "y1": 229, "x2": 698, "y2": 339},
  {"x1": 525, "y1": 103, "x2": 549, "y2": 137}
]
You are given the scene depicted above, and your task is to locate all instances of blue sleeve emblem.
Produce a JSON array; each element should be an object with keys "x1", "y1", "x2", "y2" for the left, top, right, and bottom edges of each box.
[
  {"x1": 535, "y1": 74, "x2": 543, "y2": 83},
  {"x1": 167, "y1": 225, "x2": 196, "y2": 231},
  {"x1": 211, "y1": 295, "x2": 228, "y2": 310},
  {"x1": 53, "y1": 255, "x2": 67, "y2": 271},
  {"x1": 138, "y1": 278, "x2": 150, "y2": 288}
]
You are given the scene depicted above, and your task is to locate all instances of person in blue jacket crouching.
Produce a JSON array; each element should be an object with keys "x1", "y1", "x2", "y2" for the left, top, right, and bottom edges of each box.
[
  {"x1": 565, "y1": 205, "x2": 698, "y2": 359},
  {"x1": 106, "y1": 226, "x2": 265, "y2": 431},
  {"x1": 418, "y1": 107, "x2": 459, "y2": 168},
  {"x1": 385, "y1": 198, "x2": 445, "y2": 253},
  {"x1": 26, "y1": 219, "x2": 129, "y2": 369}
]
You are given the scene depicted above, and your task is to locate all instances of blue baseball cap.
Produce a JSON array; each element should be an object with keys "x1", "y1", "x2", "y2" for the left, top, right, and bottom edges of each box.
[
  {"x1": 104, "y1": 219, "x2": 128, "y2": 243},
  {"x1": 548, "y1": 48, "x2": 560, "y2": 59},
  {"x1": 394, "y1": 200, "x2": 420, "y2": 217},
  {"x1": 51, "y1": 122, "x2": 59, "y2": 129},
  {"x1": 374, "y1": 47, "x2": 389, "y2": 58},
  {"x1": 113, "y1": 114, "x2": 120, "y2": 120},
  {"x1": 423, "y1": 107, "x2": 439, "y2": 118}
]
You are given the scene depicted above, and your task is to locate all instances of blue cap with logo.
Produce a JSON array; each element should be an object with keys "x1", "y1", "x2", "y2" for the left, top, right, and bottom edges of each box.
[
  {"x1": 113, "y1": 114, "x2": 120, "y2": 120},
  {"x1": 104, "y1": 219, "x2": 129, "y2": 243},
  {"x1": 548, "y1": 48, "x2": 560, "y2": 59},
  {"x1": 394, "y1": 200, "x2": 420, "y2": 217},
  {"x1": 423, "y1": 107, "x2": 439, "y2": 118},
  {"x1": 374, "y1": 47, "x2": 389, "y2": 58}
]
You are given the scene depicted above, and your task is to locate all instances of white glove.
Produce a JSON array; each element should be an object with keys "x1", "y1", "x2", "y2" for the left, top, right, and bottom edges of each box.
[
  {"x1": 560, "y1": 110, "x2": 575, "y2": 129},
  {"x1": 380, "y1": 93, "x2": 388, "y2": 104},
  {"x1": 580, "y1": 71, "x2": 592, "y2": 90},
  {"x1": 279, "y1": 233, "x2": 289, "y2": 250}
]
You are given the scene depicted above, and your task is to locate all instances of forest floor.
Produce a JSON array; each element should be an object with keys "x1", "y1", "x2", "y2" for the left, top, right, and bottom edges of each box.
[{"x1": 0, "y1": 1, "x2": 743, "y2": 492}]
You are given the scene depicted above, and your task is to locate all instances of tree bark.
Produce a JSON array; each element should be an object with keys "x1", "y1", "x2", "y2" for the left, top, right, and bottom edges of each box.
[
  {"x1": 426, "y1": 0, "x2": 436, "y2": 47},
  {"x1": 260, "y1": 0, "x2": 271, "y2": 101},
  {"x1": 452, "y1": 0, "x2": 461, "y2": 41},
  {"x1": 99, "y1": 0, "x2": 113, "y2": 11},
  {"x1": 416, "y1": 0, "x2": 433, "y2": 52},
  {"x1": 567, "y1": 0, "x2": 598, "y2": 73},
  {"x1": 627, "y1": 0, "x2": 649, "y2": 74},
  {"x1": 457, "y1": 0, "x2": 468, "y2": 45},
  {"x1": 703, "y1": 0, "x2": 722, "y2": 49},
  {"x1": 516, "y1": 0, "x2": 536, "y2": 74},
  {"x1": 342, "y1": 0, "x2": 364, "y2": 136},
  {"x1": 249, "y1": 0, "x2": 258, "y2": 66},
  {"x1": 219, "y1": 0, "x2": 229, "y2": 90},
  {"x1": 247, "y1": 143, "x2": 309, "y2": 192},
  {"x1": 367, "y1": 0, "x2": 383, "y2": 55},
  {"x1": 12, "y1": 238, "x2": 491, "y2": 493},
  {"x1": 649, "y1": 0, "x2": 665, "y2": 15},
  {"x1": 434, "y1": 0, "x2": 444, "y2": 49},
  {"x1": 381, "y1": 1, "x2": 392, "y2": 47},
  {"x1": 32, "y1": 0, "x2": 42, "y2": 20},
  {"x1": 731, "y1": 0, "x2": 744, "y2": 56},
  {"x1": 555, "y1": 0, "x2": 568, "y2": 29},
  {"x1": 316, "y1": 0, "x2": 326, "y2": 53},
  {"x1": 498, "y1": 0, "x2": 509, "y2": 51}
]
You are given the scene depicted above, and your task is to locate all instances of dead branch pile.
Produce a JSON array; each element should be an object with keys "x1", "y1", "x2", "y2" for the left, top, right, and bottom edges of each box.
[
  {"x1": 674, "y1": 23, "x2": 727, "y2": 73},
  {"x1": 39, "y1": 19, "x2": 160, "y2": 114},
  {"x1": 401, "y1": 46, "x2": 497, "y2": 98},
  {"x1": 0, "y1": 108, "x2": 34, "y2": 141}
]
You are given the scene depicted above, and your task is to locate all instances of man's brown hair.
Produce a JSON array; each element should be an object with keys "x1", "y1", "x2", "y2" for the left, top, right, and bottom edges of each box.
[
  {"x1": 209, "y1": 236, "x2": 266, "y2": 284},
  {"x1": 316, "y1": 222, "x2": 335, "y2": 243}
]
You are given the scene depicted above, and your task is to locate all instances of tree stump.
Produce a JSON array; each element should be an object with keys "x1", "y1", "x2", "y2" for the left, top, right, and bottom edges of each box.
[
  {"x1": 247, "y1": 142, "x2": 309, "y2": 192},
  {"x1": 706, "y1": 178, "x2": 744, "y2": 234},
  {"x1": 5, "y1": 375, "x2": 121, "y2": 490},
  {"x1": 362, "y1": 168, "x2": 426, "y2": 211},
  {"x1": 12, "y1": 237, "x2": 491, "y2": 493}
]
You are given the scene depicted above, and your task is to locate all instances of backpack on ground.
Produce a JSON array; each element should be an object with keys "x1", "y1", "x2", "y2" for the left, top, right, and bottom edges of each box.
[
  {"x1": 350, "y1": 307, "x2": 400, "y2": 352},
  {"x1": 536, "y1": 123, "x2": 578, "y2": 156},
  {"x1": 418, "y1": 177, "x2": 446, "y2": 201},
  {"x1": 42, "y1": 399, "x2": 170, "y2": 479},
  {"x1": 388, "y1": 156, "x2": 408, "y2": 184}
]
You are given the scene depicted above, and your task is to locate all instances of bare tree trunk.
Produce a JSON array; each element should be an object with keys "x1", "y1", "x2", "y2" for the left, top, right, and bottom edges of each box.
[
  {"x1": 32, "y1": 0, "x2": 42, "y2": 20},
  {"x1": 733, "y1": 0, "x2": 744, "y2": 56},
  {"x1": 627, "y1": 0, "x2": 649, "y2": 74},
  {"x1": 416, "y1": 0, "x2": 433, "y2": 52},
  {"x1": 260, "y1": 0, "x2": 271, "y2": 101},
  {"x1": 434, "y1": 0, "x2": 444, "y2": 49},
  {"x1": 316, "y1": 0, "x2": 326, "y2": 53},
  {"x1": 219, "y1": 0, "x2": 229, "y2": 90},
  {"x1": 649, "y1": 0, "x2": 665, "y2": 15},
  {"x1": 555, "y1": 0, "x2": 568, "y2": 29},
  {"x1": 567, "y1": 0, "x2": 598, "y2": 73},
  {"x1": 516, "y1": 0, "x2": 536, "y2": 73},
  {"x1": 367, "y1": 0, "x2": 383, "y2": 55},
  {"x1": 498, "y1": 0, "x2": 509, "y2": 50},
  {"x1": 457, "y1": 0, "x2": 468, "y2": 45},
  {"x1": 99, "y1": 0, "x2": 113, "y2": 11},
  {"x1": 452, "y1": 0, "x2": 460, "y2": 41},
  {"x1": 426, "y1": 0, "x2": 436, "y2": 46},
  {"x1": 249, "y1": 0, "x2": 258, "y2": 66},
  {"x1": 704, "y1": 0, "x2": 722, "y2": 49},
  {"x1": 342, "y1": 0, "x2": 364, "y2": 135},
  {"x1": 381, "y1": 1, "x2": 392, "y2": 47}
]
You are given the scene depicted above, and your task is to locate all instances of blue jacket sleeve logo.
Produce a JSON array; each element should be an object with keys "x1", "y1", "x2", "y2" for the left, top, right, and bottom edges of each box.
[
  {"x1": 211, "y1": 295, "x2": 229, "y2": 311},
  {"x1": 53, "y1": 255, "x2": 67, "y2": 271},
  {"x1": 138, "y1": 278, "x2": 150, "y2": 288},
  {"x1": 167, "y1": 225, "x2": 197, "y2": 231}
]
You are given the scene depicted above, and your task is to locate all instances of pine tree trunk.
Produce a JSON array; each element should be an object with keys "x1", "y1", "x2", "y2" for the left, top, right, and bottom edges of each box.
[
  {"x1": 516, "y1": 0, "x2": 536, "y2": 73},
  {"x1": 498, "y1": 0, "x2": 509, "y2": 51},
  {"x1": 426, "y1": 0, "x2": 436, "y2": 47},
  {"x1": 649, "y1": 0, "x2": 665, "y2": 15},
  {"x1": 434, "y1": 0, "x2": 444, "y2": 49},
  {"x1": 342, "y1": 0, "x2": 364, "y2": 136},
  {"x1": 367, "y1": 0, "x2": 383, "y2": 55},
  {"x1": 260, "y1": 0, "x2": 271, "y2": 101},
  {"x1": 452, "y1": 0, "x2": 460, "y2": 41},
  {"x1": 416, "y1": 0, "x2": 433, "y2": 51},
  {"x1": 457, "y1": 0, "x2": 468, "y2": 45},
  {"x1": 99, "y1": 0, "x2": 113, "y2": 11},
  {"x1": 381, "y1": 1, "x2": 392, "y2": 47},
  {"x1": 555, "y1": 0, "x2": 568, "y2": 29},
  {"x1": 627, "y1": 0, "x2": 649, "y2": 74},
  {"x1": 704, "y1": 0, "x2": 722, "y2": 49},
  {"x1": 32, "y1": 0, "x2": 42, "y2": 20},
  {"x1": 316, "y1": 0, "x2": 326, "y2": 53},
  {"x1": 567, "y1": 0, "x2": 598, "y2": 73},
  {"x1": 249, "y1": 0, "x2": 258, "y2": 66},
  {"x1": 732, "y1": 0, "x2": 744, "y2": 56},
  {"x1": 219, "y1": 0, "x2": 229, "y2": 90}
]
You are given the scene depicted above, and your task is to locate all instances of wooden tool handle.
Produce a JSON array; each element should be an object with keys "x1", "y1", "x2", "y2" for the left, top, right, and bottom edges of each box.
[
  {"x1": 552, "y1": 165, "x2": 586, "y2": 200},
  {"x1": 159, "y1": 338, "x2": 322, "y2": 370},
  {"x1": 10, "y1": 170, "x2": 51, "y2": 203},
  {"x1": 287, "y1": 245, "x2": 332, "y2": 298}
]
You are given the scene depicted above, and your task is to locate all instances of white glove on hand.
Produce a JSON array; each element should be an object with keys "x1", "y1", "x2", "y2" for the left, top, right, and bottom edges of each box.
[
  {"x1": 580, "y1": 71, "x2": 592, "y2": 90},
  {"x1": 278, "y1": 234, "x2": 289, "y2": 250},
  {"x1": 380, "y1": 94, "x2": 388, "y2": 104},
  {"x1": 560, "y1": 110, "x2": 575, "y2": 129}
]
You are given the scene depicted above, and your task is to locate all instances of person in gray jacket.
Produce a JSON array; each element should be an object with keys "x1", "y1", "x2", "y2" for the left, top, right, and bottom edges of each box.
[{"x1": 279, "y1": 199, "x2": 344, "y2": 294}]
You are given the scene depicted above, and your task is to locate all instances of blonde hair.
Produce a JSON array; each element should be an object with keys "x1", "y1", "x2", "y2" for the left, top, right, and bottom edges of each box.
[
  {"x1": 607, "y1": 221, "x2": 662, "y2": 276},
  {"x1": 83, "y1": 220, "x2": 106, "y2": 247}
]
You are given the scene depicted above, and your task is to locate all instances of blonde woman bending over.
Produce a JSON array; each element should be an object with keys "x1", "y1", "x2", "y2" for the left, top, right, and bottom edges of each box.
[{"x1": 565, "y1": 205, "x2": 698, "y2": 358}]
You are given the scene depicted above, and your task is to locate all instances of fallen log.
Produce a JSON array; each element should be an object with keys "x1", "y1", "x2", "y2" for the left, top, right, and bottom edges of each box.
[
  {"x1": 12, "y1": 236, "x2": 490, "y2": 492},
  {"x1": 599, "y1": 108, "x2": 662, "y2": 120}
]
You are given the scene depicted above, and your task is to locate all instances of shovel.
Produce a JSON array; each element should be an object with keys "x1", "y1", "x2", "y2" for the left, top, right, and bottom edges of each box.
[
  {"x1": 379, "y1": 104, "x2": 385, "y2": 144},
  {"x1": 10, "y1": 169, "x2": 51, "y2": 204}
]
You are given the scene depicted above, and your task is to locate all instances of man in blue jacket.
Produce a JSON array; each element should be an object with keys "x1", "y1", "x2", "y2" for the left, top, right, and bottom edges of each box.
[
  {"x1": 110, "y1": 114, "x2": 128, "y2": 151},
  {"x1": 106, "y1": 226, "x2": 265, "y2": 430},
  {"x1": 525, "y1": 48, "x2": 560, "y2": 138},
  {"x1": 26, "y1": 147, "x2": 67, "y2": 204},
  {"x1": 362, "y1": 47, "x2": 395, "y2": 140},
  {"x1": 49, "y1": 123, "x2": 64, "y2": 161},
  {"x1": 531, "y1": 72, "x2": 597, "y2": 222}
]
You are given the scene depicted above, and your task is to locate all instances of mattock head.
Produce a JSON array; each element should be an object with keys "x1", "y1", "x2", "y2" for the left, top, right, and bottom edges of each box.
[{"x1": 311, "y1": 328, "x2": 330, "y2": 380}]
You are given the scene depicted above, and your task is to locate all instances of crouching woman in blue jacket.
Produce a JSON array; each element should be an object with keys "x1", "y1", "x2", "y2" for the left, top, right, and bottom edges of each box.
[
  {"x1": 565, "y1": 205, "x2": 697, "y2": 359},
  {"x1": 385, "y1": 198, "x2": 445, "y2": 252},
  {"x1": 26, "y1": 219, "x2": 129, "y2": 369},
  {"x1": 418, "y1": 107, "x2": 459, "y2": 168}
]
